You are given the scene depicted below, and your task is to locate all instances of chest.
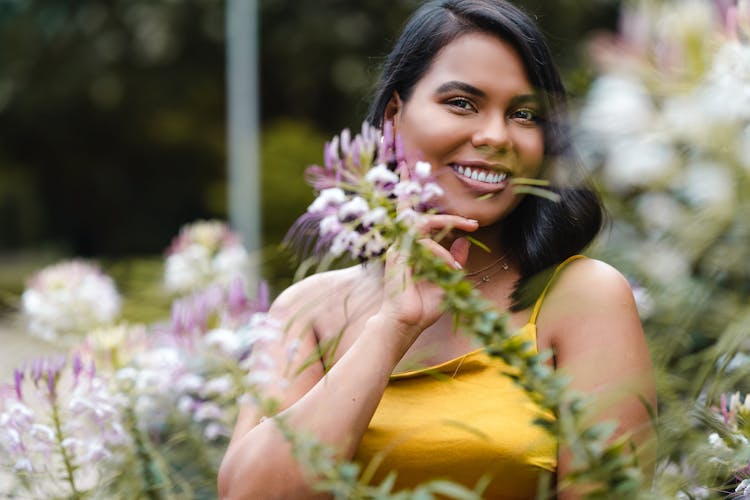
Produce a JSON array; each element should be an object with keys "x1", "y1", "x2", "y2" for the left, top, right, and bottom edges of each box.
[{"x1": 313, "y1": 280, "x2": 545, "y2": 372}]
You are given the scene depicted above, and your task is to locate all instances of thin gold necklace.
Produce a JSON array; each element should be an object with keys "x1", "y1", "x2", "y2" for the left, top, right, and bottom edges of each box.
[{"x1": 465, "y1": 255, "x2": 509, "y2": 285}]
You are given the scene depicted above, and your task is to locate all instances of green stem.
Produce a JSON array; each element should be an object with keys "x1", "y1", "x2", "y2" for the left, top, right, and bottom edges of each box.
[
  {"x1": 125, "y1": 402, "x2": 171, "y2": 500},
  {"x1": 51, "y1": 396, "x2": 82, "y2": 500}
]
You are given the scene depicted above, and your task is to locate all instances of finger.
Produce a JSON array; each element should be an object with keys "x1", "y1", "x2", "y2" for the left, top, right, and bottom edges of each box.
[
  {"x1": 418, "y1": 214, "x2": 479, "y2": 234},
  {"x1": 449, "y1": 237, "x2": 470, "y2": 269},
  {"x1": 418, "y1": 238, "x2": 463, "y2": 270}
]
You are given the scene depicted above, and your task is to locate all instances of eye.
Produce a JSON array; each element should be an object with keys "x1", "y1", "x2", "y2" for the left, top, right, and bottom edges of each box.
[
  {"x1": 511, "y1": 108, "x2": 541, "y2": 124},
  {"x1": 445, "y1": 97, "x2": 477, "y2": 113}
]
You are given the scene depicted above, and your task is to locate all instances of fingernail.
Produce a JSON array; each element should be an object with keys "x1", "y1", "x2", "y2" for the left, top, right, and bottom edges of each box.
[
  {"x1": 453, "y1": 260, "x2": 463, "y2": 270},
  {"x1": 467, "y1": 219, "x2": 479, "y2": 224}
]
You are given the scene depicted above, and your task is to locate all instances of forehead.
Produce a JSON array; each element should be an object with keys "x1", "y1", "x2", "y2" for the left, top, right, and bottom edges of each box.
[{"x1": 418, "y1": 31, "x2": 533, "y2": 95}]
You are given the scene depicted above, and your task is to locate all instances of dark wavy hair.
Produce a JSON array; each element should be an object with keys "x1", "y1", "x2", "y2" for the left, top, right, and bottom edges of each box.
[{"x1": 367, "y1": 0, "x2": 604, "y2": 311}]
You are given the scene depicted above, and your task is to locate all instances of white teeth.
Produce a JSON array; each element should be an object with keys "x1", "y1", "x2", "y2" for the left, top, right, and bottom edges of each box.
[{"x1": 452, "y1": 164, "x2": 509, "y2": 185}]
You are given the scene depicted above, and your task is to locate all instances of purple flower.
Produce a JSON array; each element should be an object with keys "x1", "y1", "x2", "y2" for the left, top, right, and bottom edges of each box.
[{"x1": 0, "y1": 355, "x2": 131, "y2": 496}]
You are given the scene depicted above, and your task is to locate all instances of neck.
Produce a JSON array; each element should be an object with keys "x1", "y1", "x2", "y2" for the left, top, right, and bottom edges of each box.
[{"x1": 467, "y1": 225, "x2": 510, "y2": 272}]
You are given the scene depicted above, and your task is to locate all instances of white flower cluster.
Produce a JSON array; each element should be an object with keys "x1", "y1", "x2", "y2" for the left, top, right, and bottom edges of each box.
[
  {"x1": 0, "y1": 355, "x2": 130, "y2": 497},
  {"x1": 578, "y1": 0, "x2": 750, "y2": 291},
  {"x1": 112, "y1": 310, "x2": 283, "y2": 444},
  {"x1": 164, "y1": 220, "x2": 249, "y2": 295},
  {"x1": 21, "y1": 260, "x2": 121, "y2": 341},
  {"x1": 307, "y1": 161, "x2": 443, "y2": 260}
]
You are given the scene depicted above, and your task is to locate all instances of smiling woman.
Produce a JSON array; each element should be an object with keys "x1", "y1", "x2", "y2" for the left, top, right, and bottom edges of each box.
[{"x1": 217, "y1": 1, "x2": 656, "y2": 498}]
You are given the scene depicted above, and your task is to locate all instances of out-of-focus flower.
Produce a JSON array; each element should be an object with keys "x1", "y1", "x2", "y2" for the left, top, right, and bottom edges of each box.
[
  {"x1": 637, "y1": 243, "x2": 691, "y2": 285},
  {"x1": 21, "y1": 260, "x2": 121, "y2": 341},
  {"x1": 84, "y1": 322, "x2": 147, "y2": 369},
  {"x1": 164, "y1": 220, "x2": 250, "y2": 295},
  {"x1": 289, "y1": 122, "x2": 444, "y2": 262},
  {"x1": 0, "y1": 354, "x2": 129, "y2": 497}
]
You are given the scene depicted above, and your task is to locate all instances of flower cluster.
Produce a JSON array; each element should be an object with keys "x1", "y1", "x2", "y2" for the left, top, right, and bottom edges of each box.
[
  {"x1": 114, "y1": 276, "x2": 275, "y2": 448},
  {"x1": 578, "y1": 0, "x2": 750, "y2": 292},
  {"x1": 292, "y1": 122, "x2": 444, "y2": 261},
  {"x1": 21, "y1": 260, "x2": 121, "y2": 341},
  {"x1": 0, "y1": 354, "x2": 129, "y2": 497},
  {"x1": 579, "y1": 1, "x2": 750, "y2": 498},
  {"x1": 164, "y1": 219, "x2": 250, "y2": 294}
]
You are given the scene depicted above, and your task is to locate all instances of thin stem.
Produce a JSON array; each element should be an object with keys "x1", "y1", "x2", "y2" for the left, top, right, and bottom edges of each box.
[{"x1": 51, "y1": 396, "x2": 82, "y2": 500}]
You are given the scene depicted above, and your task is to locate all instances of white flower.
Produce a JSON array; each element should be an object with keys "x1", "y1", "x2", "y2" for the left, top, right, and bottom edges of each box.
[
  {"x1": 363, "y1": 231, "x2": 388, "y2": 258},
  {"x1": 360, "y1": 207, "x2": 388, "y2": 228},
  {"x1": 603, "y1": 136, "x2": 676, "y2": 192},
  {"x1": 307, "y1": 188, "x2": 347, "y2": 213},
  {"x1": 175, "y1": 373, "x2": 205, "y2": 393},
  {"x1": 205, "y1": 328, "x2": 242, "y2": 357},
  {"x1": 213, "y1": 245, "x2": 250, "y2": 284},
  {"x1": 420, "y1": 182, "x2": 444, "y2": 203},
  {"x1": 164, "y1": 220, "x2": 249, "y2": 294},
  {"x1": 579, "y1": 75, "x2": 656, "y2": 139},
  {"x1": 201, "y1": 375, "x2": 234, "y2": 397},
  {"x1": 330, "y1": 230, "x2": 360, "y2": 257},
  {"x1": 708, "y1": 432, "x2": 730, "y2": 450},
  {"x1": 735, "y1": 479, "x2": 750, "y2": 497},
  {"x1": 164, "y1": 245, "x2": 213, "y2": 293},
  {"x1": 677, "y1": 161, "x2": 735, "y2": 209},
  {"x1": 393, "y1": 180, "x2": 422, "y2": 199},
  {"x1": 630, "y1": 284, "x2": 655, "y2": 320},
  {"x1": 194, "y1": 402, "x2": 224, "y2": 422},
  {"x1": 414, "y1": 161, "x2": 432, "y2": 179},
  {"x1": 337, "y1": 196, "x2": 369, "y2": 221},
  {"x1": 365, "y1": 163, "x2": 399, "y2": 187},
  {"x1": 204, "y1": 422, "x2": 229, "y2": 441},
  {"x1": 395, "y1": 209, "x2": 422, "y2": 226},
  {"x1": 21, "y1": 260, "x2": 121, "y2": 341},
  {"x1": 319, "y1": 214, "x2": 343, "y2": 237},
  {"x1": 637, "y1": 243, "x2": 690, "y2": 284},
  {"x1": 635, "y1": 192, "x2": 685, "y2": 234}
]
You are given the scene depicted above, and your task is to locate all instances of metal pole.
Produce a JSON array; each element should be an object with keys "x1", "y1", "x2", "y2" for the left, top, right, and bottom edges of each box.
[{"x1": 226, "y1": 0, "x2": 260, "y2": 290}]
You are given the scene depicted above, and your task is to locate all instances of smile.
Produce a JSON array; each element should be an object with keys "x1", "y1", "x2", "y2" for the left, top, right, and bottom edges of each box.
[{"x1": 450, "y1": 164, "x2": 509, "y2": 185}]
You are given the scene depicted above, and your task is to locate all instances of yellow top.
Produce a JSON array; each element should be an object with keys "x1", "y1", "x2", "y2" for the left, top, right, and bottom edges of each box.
[{"x1": 354, "y1": 255, "x2": 584, "y2": 498}]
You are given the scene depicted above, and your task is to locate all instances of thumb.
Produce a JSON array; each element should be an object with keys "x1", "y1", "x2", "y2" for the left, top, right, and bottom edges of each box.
[{"x1": 449, "y1": 237, "x2": 470, "y2": 270}]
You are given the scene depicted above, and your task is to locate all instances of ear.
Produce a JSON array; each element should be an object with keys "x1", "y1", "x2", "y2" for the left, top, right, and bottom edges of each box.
[{"x1": 383, "y1": 92, "x2": 403, "y2": 127}]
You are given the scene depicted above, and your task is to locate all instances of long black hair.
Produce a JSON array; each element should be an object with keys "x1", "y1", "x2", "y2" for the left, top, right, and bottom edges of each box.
[{"x1": 368, "y1": 0, "x2": 603, "y2": 310}]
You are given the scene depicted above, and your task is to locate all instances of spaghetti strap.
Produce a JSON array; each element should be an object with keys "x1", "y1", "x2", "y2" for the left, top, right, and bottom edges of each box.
[{"x1": 528, "y1": 255, "x2": 586, "y2": 325}]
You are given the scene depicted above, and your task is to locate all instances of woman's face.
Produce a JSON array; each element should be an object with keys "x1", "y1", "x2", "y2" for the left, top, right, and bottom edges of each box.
[{"x1": 388, "y1": 31, "x2": 545, "y2": 226}]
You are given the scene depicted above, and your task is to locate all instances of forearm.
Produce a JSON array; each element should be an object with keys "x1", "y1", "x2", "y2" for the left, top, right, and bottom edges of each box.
[{"x1": 218, "y1": 315, "x2": 413, "y2": 499}]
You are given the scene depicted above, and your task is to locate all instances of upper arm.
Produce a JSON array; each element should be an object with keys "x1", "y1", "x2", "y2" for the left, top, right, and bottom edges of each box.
[
  {"x1": 538, "y1": 259, "x2": 656, "y2": 491},
  {"x1": 227, "y1": 276, "x2": 329, "y2": 447}
]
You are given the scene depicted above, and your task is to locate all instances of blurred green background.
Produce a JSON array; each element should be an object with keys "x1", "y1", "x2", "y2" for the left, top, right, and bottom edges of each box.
[{"x1": 0, "y1": 0, "x2": 620, "y2": 300}]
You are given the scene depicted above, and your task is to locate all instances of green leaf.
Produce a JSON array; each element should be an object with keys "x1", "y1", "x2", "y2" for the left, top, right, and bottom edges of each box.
[
  {"x1": 511, "y1": 185, "x2": 561, "y2": 202},
  {"x1": 510, "y1": 177, "x2": 551, "y2": 186},
  {"x1": 465, "y1": 236, "x2": 491, "y2": 253},
  {"x1": 424, "y1": 480, "x2": 480, "y2": 499}
]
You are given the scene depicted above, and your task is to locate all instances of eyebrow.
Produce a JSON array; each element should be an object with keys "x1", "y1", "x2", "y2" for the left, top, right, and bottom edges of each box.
[
  {"x1": 434, "y1": 80, "x2": 540, "y2": 105},
  {"x1": 434, "y1": 81, "x2": 486, "y2": 98}
]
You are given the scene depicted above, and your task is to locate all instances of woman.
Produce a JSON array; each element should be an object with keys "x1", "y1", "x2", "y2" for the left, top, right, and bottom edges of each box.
[{"x1": 218, "y1": 1, "x2": 655, "y2": 498}]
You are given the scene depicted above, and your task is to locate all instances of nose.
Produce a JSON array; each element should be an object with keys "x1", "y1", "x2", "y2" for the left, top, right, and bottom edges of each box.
[{"x1": 471, "y1": 113, "x2": 511, "y2": 152}]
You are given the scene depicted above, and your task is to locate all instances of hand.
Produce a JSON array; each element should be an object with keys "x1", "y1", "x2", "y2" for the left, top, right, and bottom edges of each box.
[{"x1": 376, "y1": 214, "x2": 477, "y2": 343}]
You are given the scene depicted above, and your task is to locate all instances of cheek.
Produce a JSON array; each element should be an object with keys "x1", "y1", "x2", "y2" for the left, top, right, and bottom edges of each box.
[{"x1": 516, "y1": 132, "x2": 545, "y2": 171}]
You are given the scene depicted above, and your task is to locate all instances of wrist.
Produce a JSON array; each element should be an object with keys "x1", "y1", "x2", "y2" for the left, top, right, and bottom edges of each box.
[{"x1": 361, "y1": 314, "x2": 421, "y2": 368}]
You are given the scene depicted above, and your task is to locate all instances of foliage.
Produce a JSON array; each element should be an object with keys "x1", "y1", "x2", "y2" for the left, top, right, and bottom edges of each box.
[{"x1": 578, "y1": 0, "x2": 750, "y2": 496}]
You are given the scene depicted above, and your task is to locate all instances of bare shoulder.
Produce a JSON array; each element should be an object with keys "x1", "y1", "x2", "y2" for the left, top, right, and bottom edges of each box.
[
  {"x1": 537, "y1": 257, "x2": 643, "y2": 349},
  {"x1": 270, "y1": 265, "x2": 373, "y2": 317},
  {"x1": 268, "y1": 264, "x2": 381, "y2": 343}
]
